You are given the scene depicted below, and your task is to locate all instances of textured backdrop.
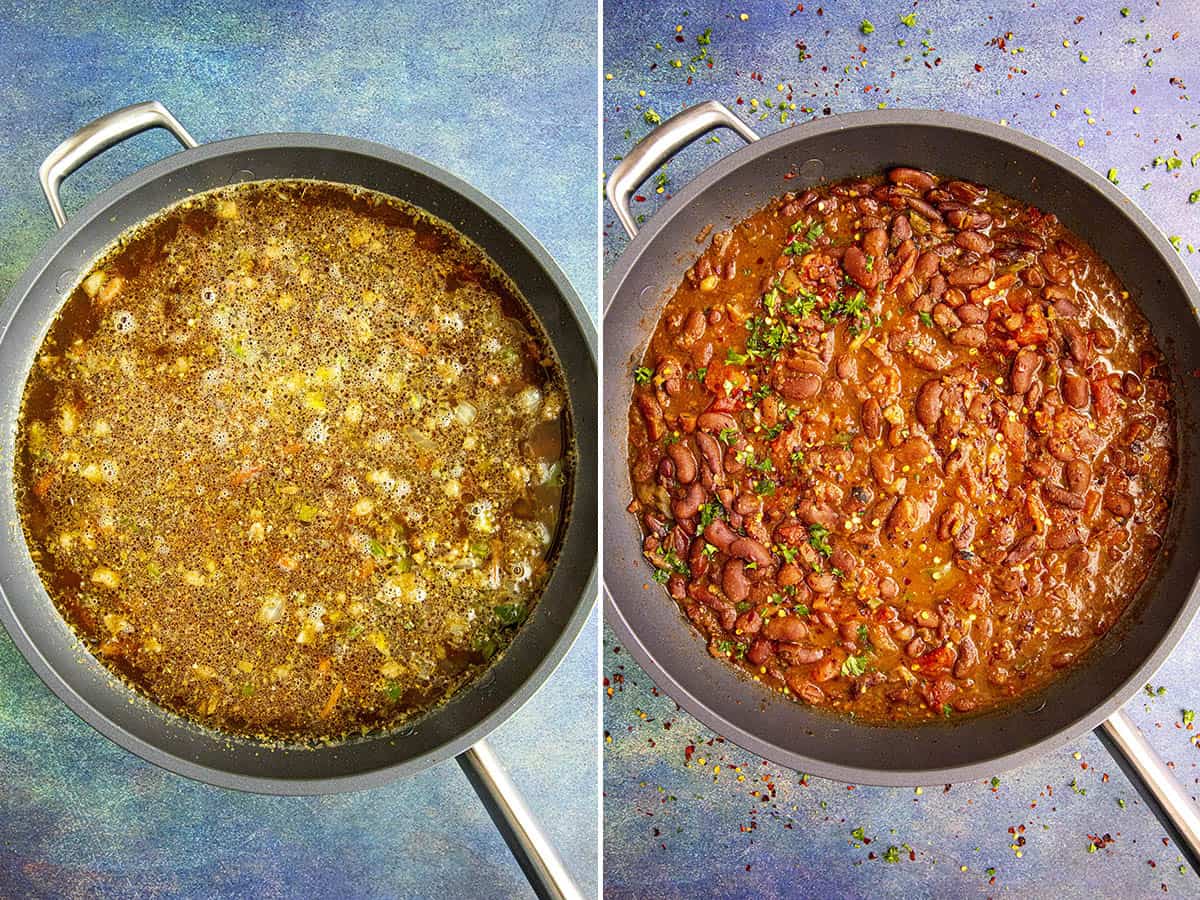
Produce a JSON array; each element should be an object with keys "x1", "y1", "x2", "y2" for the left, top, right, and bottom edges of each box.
[
  {"x1": 0, "y1": 1, "x2": 598, "y2": 898},
  {"x1": 603, "y1": 2, "x2": 1200, "y2": 898}
]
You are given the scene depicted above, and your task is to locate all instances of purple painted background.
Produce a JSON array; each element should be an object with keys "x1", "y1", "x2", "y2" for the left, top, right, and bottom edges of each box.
[{"x1": 603, "y1": 2, "x2": 1200, "y2": 897}]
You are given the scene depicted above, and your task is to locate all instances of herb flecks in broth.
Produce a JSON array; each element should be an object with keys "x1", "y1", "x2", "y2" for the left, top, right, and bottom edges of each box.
[{"x1": 16, "y1": 179, "x2": 570, "y2": 741}]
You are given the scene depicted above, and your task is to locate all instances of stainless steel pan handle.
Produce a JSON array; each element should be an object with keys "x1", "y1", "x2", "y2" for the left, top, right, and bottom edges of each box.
[
  {"x1": 605, "y1": 100, "x2": 757, "y2": 238},
  {"x1": 38, "y1": 100, "x2": 198, "y2": 228},
  {"x1": 1099, "y1": 709, "x2": 1200, "y2": 872},
  {"x1": 458, "y1": 739, "x2": 584, "y2": 900}
]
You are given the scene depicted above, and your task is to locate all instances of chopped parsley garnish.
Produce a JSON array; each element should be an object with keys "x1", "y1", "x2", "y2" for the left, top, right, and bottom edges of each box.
[
  {"x1": 777, "y1": 545, "x2": 799, "y2": 564},
  {"x1": 794, "y1": 604, "x2": 810, "y2": 616},
  {"x1": 842, "y1": 653, "x2": 870, "y2": 677},
  {"x1": 763, "y1": 421, "x2": 787, "y2": 439},
  {"x1": 808, "y1": 523, "x2": 832, "y2": 557},
  {"x1": 717, "y1": 426, "x2": 738, "y2": 445},
  {"x1": 899, "y1": 12, "x2": 917, "y2": 26},
  {"x1": 783, "y1": 288, "x2": 820, "y2": 318},
  {"x1": 747, "y1": 383, "x2": 773, "y2": 405},
  {"x1": 692, "y1": 366, "x2": 708, "y2": 381},
  {"x1": 633, "y1": 365, "x2": 653, "y2": 385},
  {"x1": 651, "y1": 568, "x2": 670, "y2": 584},
  {"x1": 1185, "y1": 709, "x2": 1196, "y2": 725},
  {"x1": 698, "y1": 500, "x2": 726, "y2": 529},
  {"x1": 919, "y1": 311, "x2": 934, "y2": 328},
  {"x1": 824, "y1": 289, "x2": 868, "y2": 324},
  {"x1": 753, "y1": 478, "x2": 776, "y2": 496},
  {"x1": 701, "y1": 543, "x2": 718, "y2": 557},
  {"x1": 661, "y1": 549, "x2": 690, "y2": 575},
  {"x1": 745, "y1": 316, "x2": 796, "y2": 360},
  {"x1": 726, "y1": 347, "x2": 749, "y2": 365},
  {"x1": 883, "y1": 845, "x2": 901, "y2": 863},
  {"x1": 644, "y1": 108, "x2": 661, "y2": 125},
  {"x1": 860, "y1": 19, "x2": 875, "y2": 35}
]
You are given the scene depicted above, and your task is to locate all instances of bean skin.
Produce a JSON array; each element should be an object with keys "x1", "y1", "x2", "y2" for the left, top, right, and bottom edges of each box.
[
  {"x1": 862, "y1": 397, "x2": 884, "y2": 440},
  {"x1": 1061, "y1": 371, "x2": 1089, "y2": 409},
  {"x1": 729, "y1": 537, "x2": 773, "y2": 567},
  {"x1": 1065, "y1": 459, "x2": 1092, "y2": 493},
  {"x1": 843, "y1": 246, "x2": 875, "y2": 289},
  {"x1": 780, "y1": 373, "x2": 822, "y2": 402},
  {"x1": 863, "y1": 227, "x2": 889, "y2": 260},
  {"x1": 951, "y1": 325, "x2": 987, "y2": 347},
  {"x1": 915, "y1": 380, "x2": 944, "y2": 429},
  {"x1": 667, "y1": 441, "x2": 698, "y2": 484},
  {"x1": 947, "y1": 261, "x2": 992, "y2": 288},
  {"x1": 888, "y1": 167, "x2": 936, "y2": 191},
  {"x1": 694, "y1": 430, "x2": 724, "y2": 478},
  {"x1": 1105, "y1": 492, "x2": 1134, "y2": 518},
  {"x1": 722, "y1": 558, "x2": 750, "y2": 603},
  {"x1": 671, "y1": 482, "x2": 705, "y2": 520},
  {"x1": 1010, "y1": 348, "x2": 1042, "y2": 394},
  {"x1": 1043, "y1": 484, "x2": 1085, "y2": 509},
  {"x1": 763, "y1": 615, "x2": 808, "y2": 642},
  {"x1": 696, "y1": 411, "x2": 737, "y2": 433},
  {"x1": 704, "y1": 518, "x2": 738, "y2": 553}
]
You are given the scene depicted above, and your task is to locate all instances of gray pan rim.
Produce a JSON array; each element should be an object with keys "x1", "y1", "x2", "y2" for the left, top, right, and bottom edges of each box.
[
  {"x1": 602, "y1": 107, "x2": 1200, "y2": 786},
  {"x1": 0, "y1": 131, "x2": 597, "y2": 794}
]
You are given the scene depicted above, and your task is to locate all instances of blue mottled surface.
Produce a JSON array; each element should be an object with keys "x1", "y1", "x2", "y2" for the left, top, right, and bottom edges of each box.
[
  {"x1": 603, "y1": 2, "x2": 1200, "y2": 897},
  {"x1": 0, "y1": 2, "x2": 597, "y2": 898}
]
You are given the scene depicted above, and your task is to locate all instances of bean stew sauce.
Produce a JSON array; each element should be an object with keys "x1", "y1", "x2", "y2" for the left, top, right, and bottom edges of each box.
[{"x1": 627, "y1": 168, "x2": 1175, "y2": 722}]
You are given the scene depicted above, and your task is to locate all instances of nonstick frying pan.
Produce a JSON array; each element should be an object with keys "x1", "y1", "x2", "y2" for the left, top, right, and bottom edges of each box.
[
  {"x1": 603, "y1": 101, "x2": 1200, "y2": 869},
  {"x1": 0, "y1": 101, "x2": 597, "y2": 900}
]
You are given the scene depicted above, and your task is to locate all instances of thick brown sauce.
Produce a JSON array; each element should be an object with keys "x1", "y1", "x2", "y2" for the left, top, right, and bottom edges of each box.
[
  {"x1": 628, "y1": 169, "x2": 1175, "y2": 723},
  {"x1": 16, "y1": 179, "x2": 572, "y2": 741}
]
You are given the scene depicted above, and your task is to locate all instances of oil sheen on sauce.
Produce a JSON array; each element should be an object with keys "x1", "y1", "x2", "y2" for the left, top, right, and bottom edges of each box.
[{"x1": 15, "y1": 179, "x2": 572, "y2": 742}]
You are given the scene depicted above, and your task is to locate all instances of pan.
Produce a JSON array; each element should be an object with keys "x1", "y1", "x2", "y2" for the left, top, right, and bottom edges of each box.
[
  {"x1": 0, "y1": 101, "x2": 597, "y2": 900},
  {"x1": 603, "y1": 100, "x2": 1200, "y2": 869}
]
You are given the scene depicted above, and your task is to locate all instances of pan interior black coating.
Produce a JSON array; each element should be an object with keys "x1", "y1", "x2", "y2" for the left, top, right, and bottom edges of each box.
[
  {"x1": 0, "y1": 135, "x2": 597, "y2": 794},
  {"x1": 603, "y1": 110, "x2": 1200, "y2": 785}
]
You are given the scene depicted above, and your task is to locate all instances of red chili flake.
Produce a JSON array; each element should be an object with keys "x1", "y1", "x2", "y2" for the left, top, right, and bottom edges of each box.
[
  {"x1": 975, "y1": 63, "x2": 984, "y2": 72},
  {"x1": 634, "y1": 195, "x2": 646, "y2": 203},
  {"x1": 684, "y1": 744, "x2": 695, "y2": 762}
]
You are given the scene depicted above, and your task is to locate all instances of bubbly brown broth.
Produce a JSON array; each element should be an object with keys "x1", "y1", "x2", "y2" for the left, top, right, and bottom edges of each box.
[{"x1": 15, "y1": 179, "x2": 572, "y2": 741}]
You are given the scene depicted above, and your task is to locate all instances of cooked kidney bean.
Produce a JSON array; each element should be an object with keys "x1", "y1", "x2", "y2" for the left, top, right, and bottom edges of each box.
[{"x1": 629, "y1": 168, "x2": 1175, "y2": 724}]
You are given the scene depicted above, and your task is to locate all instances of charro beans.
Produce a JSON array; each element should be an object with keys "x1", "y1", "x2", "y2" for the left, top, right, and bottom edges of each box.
[{"x1": 629, "y1": 167, "x2": 1175, "y2": 723}]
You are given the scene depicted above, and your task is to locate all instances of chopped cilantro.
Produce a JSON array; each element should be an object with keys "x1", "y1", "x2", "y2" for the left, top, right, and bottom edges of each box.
[
  {"x1": 919, "y1": 311, "x2": 934, "y2": 328},
  {"x1": 717, "y1": 426, "x2": 738, "y2": 445},
  {"x1": 753, "y1": 478, "x2": 776, "y2": 496},
  {"x1": 883, "y1": 845, "x2": 901, "y2": 863},
  {"x1": 899, "y1": 12, "x2": 917, "y2": 27},
  {"x1": 1185, "y1": 709, "x2": 1196, "y2": 725},
  {"x1": 860, "y1": 19, "x2": 875, "y2": 35},
  {"x1": 842, "y1": 653, "x2": 870, "y2": 677},
  {"x1": 808, "y1": 523, "x2": 832, "y2": 556},
  {"x1": 1190, "y1": 191, "x2": 1200, "y2": 205},
  {"x1": 778, "y1": 545, "x2": 799, "y2": 564},
  {"x1": 698, "y1": 500, "x2": 726, "y2": 529},
  {"x1": 794, "y1": 604, "x2": 810, "y2": 616},
  {"x1": 726, "y1": 347, "x2": 749, "y2": 365},
  {"x1": 1107, "y1": 167, "x2": 1119, "y2": 184},
  {"x1": 644, "y1": 109, "x2": 661, "y2": 125},
  {"x1": 745, "y1": 316, "x2": 796, "y2": 360},
  {"x1": 651, "y1": 568, "x2": 670, "y2": 584},
  {"x1": 633, "y1": 365, "x2": 653, "y2": 385}
]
